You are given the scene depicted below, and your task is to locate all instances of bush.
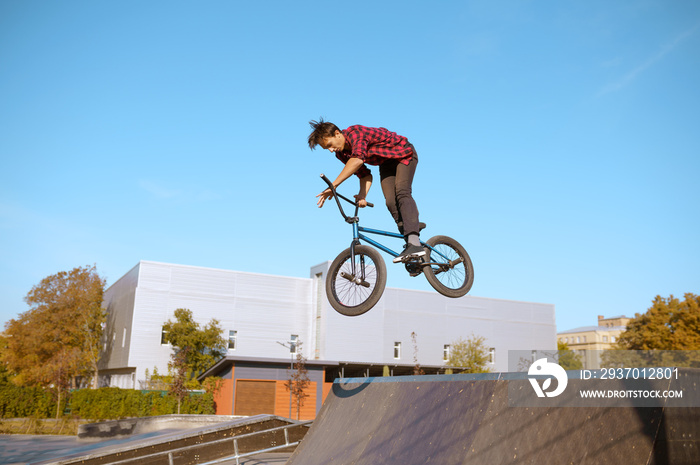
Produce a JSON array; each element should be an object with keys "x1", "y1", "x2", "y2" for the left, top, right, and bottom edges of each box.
[
  {"x1": 0, "y1": 384, "x2": 58, "y2": 418},
  {"x1": 70, "y1": 388, "x2": 143, "y2": 419},
  {"x1": 0, "y1": 384, "x2": 215, "y2": 420},
  {"x1": 70, "y1": 388, "x2": 215, "y2": 420}
]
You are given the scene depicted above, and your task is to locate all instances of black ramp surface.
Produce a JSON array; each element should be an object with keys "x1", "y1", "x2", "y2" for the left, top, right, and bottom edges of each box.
[{"x1": 286, "y1": 371, "x2": 700, "y2": 465}]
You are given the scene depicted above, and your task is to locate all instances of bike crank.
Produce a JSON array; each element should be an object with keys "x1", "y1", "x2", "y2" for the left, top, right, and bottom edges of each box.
[{"x1": 422, "y1": 256, "x2": 464, "y2": 275}]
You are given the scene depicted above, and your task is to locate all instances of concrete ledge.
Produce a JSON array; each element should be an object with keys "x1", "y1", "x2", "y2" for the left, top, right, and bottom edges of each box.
[
  {"x1": 77, "y1": 414, "x2": 246, "y2": 440},
  {"x1": 36, "y1": 415, "x2": 308, "y2": 465}
]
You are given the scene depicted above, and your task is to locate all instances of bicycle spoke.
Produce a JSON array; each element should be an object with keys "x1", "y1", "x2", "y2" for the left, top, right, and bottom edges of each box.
[
  {"x1": 421, "y1": 235, "x2": 473, "y2": 299},
  {"x1": 430, "y1": 244, "x2": 466, "y2": 290}
]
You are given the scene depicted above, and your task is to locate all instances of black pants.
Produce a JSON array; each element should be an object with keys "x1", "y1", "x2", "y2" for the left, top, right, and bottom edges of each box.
[{"x1": 379, "y1": 143, "x2": 420, "y2": 237}]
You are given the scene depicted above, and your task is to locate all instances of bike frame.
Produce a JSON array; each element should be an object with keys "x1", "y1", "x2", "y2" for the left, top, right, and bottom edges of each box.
[{"x1": 354, "y1": 225, "x2": 405, "y2": 259}]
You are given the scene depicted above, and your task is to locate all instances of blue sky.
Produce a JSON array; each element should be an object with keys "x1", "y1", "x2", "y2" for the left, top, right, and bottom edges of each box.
[{"x1": 1, "y1": 1, "x2": 699, "y2": 337}]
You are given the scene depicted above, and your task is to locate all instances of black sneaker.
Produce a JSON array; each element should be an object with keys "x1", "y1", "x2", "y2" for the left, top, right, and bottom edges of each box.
[{"x1": 393, "y1": 244, "x2": 426, "y2": 263}]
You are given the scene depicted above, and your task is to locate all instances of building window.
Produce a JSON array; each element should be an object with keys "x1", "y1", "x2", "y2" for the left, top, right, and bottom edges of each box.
[
  {"x1": 576, "y1": 337, "x2": 580, "y2": 344},
  {"x1": 603, "y1": 335, "x2": 609, "y2": 343},
  {"x1": 443, "y1": 344, "x2": 450, "y2": 362},
  {"x1": 611, "y1": 336, "x2": 616, "y2": 343},
  {"x1": 489, "y1": 347, "x2": 495, "y2": 364},
  {"x1": 161, "y1": 327, "x2": 168, "y2": 345},
  {"x1": 290, "y1": 334, "x2": 299, "y2": 354},
  {"x1": 394, "y1": 342, "x2": 401, "y2": 359},
  {"x1": 228, "y1": 330, "x2": 237, "y2": 350}
]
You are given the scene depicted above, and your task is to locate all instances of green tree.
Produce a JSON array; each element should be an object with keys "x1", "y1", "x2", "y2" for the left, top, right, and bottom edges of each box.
[
  {"x1": 162, "y1": 309, "x2": 227, "y2": 382},
  {"x1": 617, "y1": 293, "x2": 700, "y2": 350},
  {"x1": 2, "y1": 266, "x2": 106, "y2": 398},
  {"x1": 557, "y1": 340, "x2": 583, "y2": 370},
  {"x1": 446, "y1": 334, "x2": 491, "y2": 373}
]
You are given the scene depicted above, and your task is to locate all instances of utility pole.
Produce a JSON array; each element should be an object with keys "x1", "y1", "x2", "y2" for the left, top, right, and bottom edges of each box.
[{"x1": 276, "y1": 340, "x2": 295, "y2": 419}]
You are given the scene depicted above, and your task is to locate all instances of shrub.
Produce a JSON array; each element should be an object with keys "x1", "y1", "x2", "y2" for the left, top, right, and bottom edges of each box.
[
  {"x1": 70, "y1": 388, "x2": 215, "y2": 420},
  {"x1": 0, "y1": 383, "x2": 215, "y2": 420},
  {"x1": 0, "y1": 384, "x2": 58, "y2": 418}
]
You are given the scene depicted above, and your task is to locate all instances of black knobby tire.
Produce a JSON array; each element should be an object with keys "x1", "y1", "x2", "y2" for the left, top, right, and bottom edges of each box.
[
  {"x1": 423, "y1": 235, "x2": 474, "y2": 298},
  {"x1": 326, "y1": 244, "x2": 387, "y2": 316}
]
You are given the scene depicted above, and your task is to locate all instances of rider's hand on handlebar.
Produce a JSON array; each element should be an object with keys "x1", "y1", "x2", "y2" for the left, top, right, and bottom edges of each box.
[
  {"x1": 316, "y1": 188, "x2": 333, "y2": 208},
  {"x1": 354, "y1": 195, "x2": 368, "y2": 208}
]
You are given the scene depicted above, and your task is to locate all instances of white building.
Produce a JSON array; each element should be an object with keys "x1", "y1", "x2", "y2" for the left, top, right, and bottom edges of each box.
[{"x1": 99, "y1": 260, "x2": 556, "y2": 399}]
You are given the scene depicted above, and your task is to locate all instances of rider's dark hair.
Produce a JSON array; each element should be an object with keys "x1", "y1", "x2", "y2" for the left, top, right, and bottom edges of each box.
[{"x1": 308, "y1": 118, "x2": 340, "y2": 150}]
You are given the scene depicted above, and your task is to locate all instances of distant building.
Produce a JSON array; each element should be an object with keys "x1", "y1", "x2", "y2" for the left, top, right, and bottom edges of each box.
[
  {"x1": 99, "y1": 260, "x2": 556, "y2": 418},
  {"x1": 557, "y1": 315, "x2": 631, "y2": 369}
]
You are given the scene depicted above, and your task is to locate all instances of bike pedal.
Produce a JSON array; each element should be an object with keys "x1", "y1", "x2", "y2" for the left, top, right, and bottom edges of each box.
[{"x1": 393, "y1": 252, "x2": 426, "y2": 264}]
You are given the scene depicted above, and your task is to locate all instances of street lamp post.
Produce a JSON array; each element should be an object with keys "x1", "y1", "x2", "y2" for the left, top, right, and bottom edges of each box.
[{"x1": 276, "y1": 340, "x2": 294, "y2": 419}]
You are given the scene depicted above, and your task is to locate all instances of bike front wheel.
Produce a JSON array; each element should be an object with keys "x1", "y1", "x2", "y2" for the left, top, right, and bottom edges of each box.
[
  {"x1": 326, "y1": 244, "x2": 387, "y2": 316},
  {"x1": 423, "y1": 235, "x2": 474, "y2": 298}
]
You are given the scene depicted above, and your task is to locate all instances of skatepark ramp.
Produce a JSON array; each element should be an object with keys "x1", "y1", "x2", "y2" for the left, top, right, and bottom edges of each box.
[{"x1": 286, "y1": 369, "x2": 700, "y2": 465}]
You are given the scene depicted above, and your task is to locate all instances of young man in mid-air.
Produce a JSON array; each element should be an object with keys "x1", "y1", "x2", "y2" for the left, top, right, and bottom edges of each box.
[{"x1": 308, "y1": 118, "x2": 425, "y2": 263}]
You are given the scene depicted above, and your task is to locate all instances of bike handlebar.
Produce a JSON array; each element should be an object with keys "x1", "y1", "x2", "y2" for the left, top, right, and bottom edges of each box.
[{"x1": 320, "y1": 173, "x2": 374, "y2": 221}]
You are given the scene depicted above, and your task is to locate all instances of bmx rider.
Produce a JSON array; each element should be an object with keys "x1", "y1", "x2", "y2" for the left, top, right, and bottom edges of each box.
[{"x1": 308, "y1": 118, "x2": 425, "y2": 263}]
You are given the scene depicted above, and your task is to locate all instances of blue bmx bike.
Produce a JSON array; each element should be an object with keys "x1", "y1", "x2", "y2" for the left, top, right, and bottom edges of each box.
[{"x1": 320, "y1": 174, "x2": 474, "y2": 316}]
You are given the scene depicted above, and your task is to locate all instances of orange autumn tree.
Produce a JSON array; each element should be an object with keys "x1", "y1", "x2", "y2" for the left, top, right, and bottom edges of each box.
[
  {"x1": 617, "y1": 293, "x2": 700, "y2": 350},
  {"x1": 602, "y1": 293, "x2": 700, "y2": 370},
  {"x1": 2, "y1": 265, "x2": 106, "y2": 409}
]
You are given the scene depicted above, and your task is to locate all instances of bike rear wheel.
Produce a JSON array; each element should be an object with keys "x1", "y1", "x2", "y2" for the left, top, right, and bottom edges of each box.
[
  {"x1": 423, "y1": 235, "x2": 474, "y2": 298},
  {"x1": 326, "y1": 244, "x2": 387, "y2": 316}
]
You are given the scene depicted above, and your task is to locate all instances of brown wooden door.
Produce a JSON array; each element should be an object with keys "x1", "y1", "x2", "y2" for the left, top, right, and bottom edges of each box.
[{"x1": 234, "y1": 380, "x2": 276, "y2": 415}]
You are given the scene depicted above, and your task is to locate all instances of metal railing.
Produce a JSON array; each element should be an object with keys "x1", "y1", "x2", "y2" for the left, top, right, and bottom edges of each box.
[{"x1": 99, "y1": 420, "x2": 313, "y2": 465}]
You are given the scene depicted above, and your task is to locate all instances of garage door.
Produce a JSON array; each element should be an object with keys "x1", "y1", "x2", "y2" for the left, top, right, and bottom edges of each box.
[{"x1": 234, "y1": 380, "x2": 276, "y2": 415}]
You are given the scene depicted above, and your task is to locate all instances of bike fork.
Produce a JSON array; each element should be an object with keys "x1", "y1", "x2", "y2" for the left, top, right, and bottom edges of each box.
[
  {"x1": 348, "y1": 221, "x2": 369, "y2": 285},
  {"x1": 350, "y1": 222, "x2": 360, "y2": 277},
  {"x1": 349, "y1": 238, "x2": 364, "y2": 281}
]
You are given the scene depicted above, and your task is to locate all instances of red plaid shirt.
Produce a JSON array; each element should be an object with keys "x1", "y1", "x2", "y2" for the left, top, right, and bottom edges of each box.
[{"x1": 335, "y1": 125, "x2": 413, "y2": 178}]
